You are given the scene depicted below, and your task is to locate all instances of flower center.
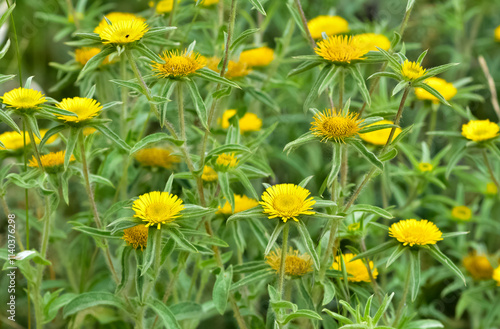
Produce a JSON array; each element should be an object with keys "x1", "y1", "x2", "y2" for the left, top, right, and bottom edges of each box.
[
  {"x1": 322, "y1": 117, "x2": 353, "y2": 136},
  {"x1": 273, "y1": 194, "x2": 301, "y2": 214},
  {"x1": 146, "y1": 202, "x2": 170, "y2": 223}
]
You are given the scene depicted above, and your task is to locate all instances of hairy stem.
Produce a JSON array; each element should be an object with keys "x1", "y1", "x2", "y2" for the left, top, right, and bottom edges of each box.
[
  {"x1": 278, "y1": 223, "x2": 290, "y2": 298},
  {"x1": 293, "y1": 0, "x2": 315, "y2": 48},
  {"x1": 394, "y1": 265, "x2": 411, "y2": 325}
]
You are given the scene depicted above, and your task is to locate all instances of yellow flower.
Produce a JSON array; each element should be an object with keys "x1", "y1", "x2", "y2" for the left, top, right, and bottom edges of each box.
[
  {"x1": 132, "y1": 191, "x2": 185, "y2": 229},
  {"x1": 414, "y1": 77, "x2": 457, "y2": 103},
  {"x1": 122, "y1": 224, "x2": 149, "y2": 251},
  {"x1": 260, "y1": 183, "x2": 315, "y2": 222},
  {"x1": 135, "y1": 147, "x2": 180, "y2": 169},
  {"x1": 494, "y1": 266, "x2": 500, "y2": 286},
  {"x1": 83, "y1": 127, "x2": 97, "y2": 136},
  {"x1": 197, "y1": 0, "x2": 219, "y2": 6},
  {"x1": 486, "y1": 182, "x2": 498, "y2": 195},
  {"x1": 266, "y1": 247, "x2": 313, "y2": 277},
  {"x1": 1, "y1": 87, "x2": 46, "y2": 111},
  {"x1": 201, "y1": 165, "x2": 218, "y2": 182},
  {"x1": 463, "y1": 252, "x2": 493, "y2": 280},
  {"x1": 495, "y1": 25, "x2": 500, "y2": 42},
  {"x1": 401, "y1": 60, "x2": 426, "y2": 81},
  {"x1": 154, "y1": 0, "x2": 181, "y2": 14},
  {"x1": 94, "y1": 12, "x2": 146, "y2": 35},
  {"x1": 451, "y1": 206, "x2": 471, "y2": 221},
  {"x1": 307, "y1": 15, "x2": 349, "y2": 39},
  {"x1": 389, "y1": 219, "x2": 443, "y2": 247},
  {"x1": 332, "y1": 253, "x2": 378, "y2": 283},
  {"x1": 28, "y1": 151, "x2": 75, "y2": 172},
  {"x1": 310, "y1": 109, "x2": 363, "y2": 143},
  {"x1": 461, "y1": 119, "x2": 499, "y2": 142},
  {"x1": 207, "y1": 57, "x2": 251, "y2": 79},
  {"x1": 151, "y1": 50, "x2": 206, "y2": 79},
  {"x1": 56, "y1": 97, "x2": 102, "y2": 123},
  {"x1": 418, "y1": 162, "x2": 433, "y2": 172},
  {"x1": 215, "y1": 153, "x2": 239, "y2": 170},
  {"x1": 75, "y1": 47, "x2": 111, "y2": 66},
  {"x1": 218, "y1": 194, "x2": 259, "y2": 215},
  {"x1": 314, "y1": 35, "x2": 369, "y2": 64},
  {"x1": 355, "y1": 33, "x2": 391, "y2": 52},
  {"x1": 220, "y1": 109, "x2": 262, "y2": 133},
  {"x1": 347, "y1": 222, "x2": 361, "y2": 232},
  {"x1": 239, "y1": 47, "x2": 274, "y2": 67},
  {"x1": 0, "y1": 129, "x2": 58, "y2": 151},
  {"x1": 359, "y1": 120, "x2": 400, "y2": 145},
  {"x1": 98, "y1": 19, "x2": 149, "y2": 44}
]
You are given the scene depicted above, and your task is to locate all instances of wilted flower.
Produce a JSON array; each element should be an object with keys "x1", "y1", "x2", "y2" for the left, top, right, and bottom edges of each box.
[
  {"x1": 122, "y1": 224, "x2": 149, "y2": 250},
  {"x1": 463, "y1": 252, "x2": 493, "y2": 280},
  {"x1": 266, "y1": 247, "x2": 313, "y2": 277}
]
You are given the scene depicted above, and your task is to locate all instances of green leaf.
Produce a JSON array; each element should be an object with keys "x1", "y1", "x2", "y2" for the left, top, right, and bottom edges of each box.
[
  {"x1": 0, "y1": 110, "x2": 21, "y2": 133},
  {"x1": 184, "y1": 79, "x2": 208, "y2": 130},
  {"x1": 129, "y1": 132, "x2": 183, "y2": 155},
  {"x1": 94, "y1": 124, "x2": 130, "y2": 152},
  {"x1": 227, "y1": 206, "x2": 264, "y2": 223},
  {"x1": 0, "y1": 3, "x2": 15, "y2": 27},
  {"x1": 416, "y1": 82, "x2": 450, "y2": 106},
  {"x1": 327, "y1": 143, "x2": 342, "y2": 188},
  {"x1": 391, "y1": 124, "x2": 413, "y2": 145},
  {"x1": 231, "y1": 269, "x2": 274, "y2": 291},
  {"x1": 168, "y1": 227, "x2": 198, "y2": 253},
  {"x1": 373, "y1": 293, "x2": 394, "y2": 325},
  {"x1": 445, "y1": 144, "x2": 466, "y2": 179},
  {"x1": 304, "y1": 65, "x2": 333, "y2": 112},
  {"x1": 65, "y1": 127, "x2": 80, "y2": 169},
  {"x1": 283, "y1": 132, "x2": 316, "y2": 155},
  {"x1": 376, "y1": 47, "x2": 402, "y2": 71},
  {"x1": 322, "y1": 308, "x2": 353, "y2": 325},
  {"x1": 410, "y1": 249, "x2": 421, "y2": 301},
  {"x1": 213, "y1": 266, "x2": 233, "y2": 315},
  {"x1": 195, "y1": 68, "x2": 240, "y2": 89},
  {"x1": 63, "y1": 292, "x2": 127, "y2": 317},
  {"x1": 321, "y1": 279, "x2": 336, "y2": 306},
  {"x1": 283, "y1": 309, "x2": 322, "y2": 325},
  {"x1": 386, "y1": 244, "x2": 406, "y2": 268},
  {"x1": 40, "y1": 104, "x2": 78, "y2": 118},
  {"x1": 169, "y1": 302, "x2": 203, "y2": 321},
  {"x1": 288, "y1": 61, "x2": 322, "y2": 77},
  {"x1": 116, "y1": 248, "x2": 131, "y2": 294},
  {"x1": 143, "y1": 27, "x2": 177, "y2": 39},
  {"x1": 348, "y1": 65, "x2": 371, "y2": 106},
  {"x1": 265, "y1": 222, "x2": 285, "y2": 255},
  {"x1": 359, "y1": 124, "x2": 398, "y2": 134},
  {"x1": 486, "y1": 143, "x2": 500, "y2": 162},
  {"x1": 349, "y1": 204, "x2": 393, "y2": 219},
  {"x1": 110, "y1": 79, "x2": 146, "y2": 95},
  {"x1": 427, "y1": 244, "x2": 466, "y2": 284},
  {"x1": 71, "y1": 224, "x2": 121, "y2": 240},
  {"x1": 348, "y1": 139, "x2": 383, "y2": 171},
  {"x1": 79, "y1": 46, "x2": 115, "y2": 79},
  {"x1": 218, "y1": 172, "x2": 234, "y2": 212},
  {"x1": 24, "y1": 114, "x2": 41, "y2": 140},
  {"x1": 379, "y1": 148, "x2": 398, "y2": 162},
  {"x1": 422, "y1": 63, "x2": 460, "y2": 80},
  {"x1": 134, "y1": 42, "x2": 163, "y2": 63},
  {"x1": 351, "y1": 240, "x2": 399, "y2": 261},
  {"x1": 248, "y1": 0, "x2": 266, "y2": 15},
  {"x1": 246, "y1": 87, "x2": 280, "y2": 113},
  {"x1": 141, "y1": 228, "x2": 158, "y2": 276},
  {"x1": 206, "y1": 144, "x2": 251, "y2": 160},
  {"x1": 368, "y1": 71, "x2": 400, "y2": 81},
  {"x1": 232, "y1": 169, "x2": 259, "y2": 200},
  {"x1": 146, "y1": 298, "x2": 182, "y2": 329},
  {"x1": 231, "y1": 28, "x2": 260, "y2": 50},
  {"x1": 296, "y1": 221, "x2": 320, "y2": 270}
]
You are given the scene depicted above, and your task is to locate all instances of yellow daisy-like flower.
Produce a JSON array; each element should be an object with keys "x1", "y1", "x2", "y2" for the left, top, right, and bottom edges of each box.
[
  {"x1": 310, "y1": 109, "x2": 363, "y2": 143},
  {"x1": 486, "y1": 182, "x2": 498, "y2": 195},
  {"x1": 495, "y1": 25, "x2": 500, "y2": 42},
  {"x1": 314, "y1": 35, "x2": 369, "y2": 64},
  {"x1": 332, "y1": 253, "x2": 378, "y2": 283},
  {"x1": 355, "y1": 33, "x2": 391, "y2": 52},
  {"x1": 98, "y1": 19, "x2": 149, "y2": 44},
  {"x1": 215, "y1": 153, "x2": 239, "y2": 170},
  {"x1": 461, "y1": 119, "x2": 499, "y2": 142},
  {"x1": 0, "y1": 130, "x2": 58, "y2": 151},
  {"x1": 201, "y1": 165, "x2": 218, "y2": 182},
  {"x1": 56, "y1": 97, "x2": 102, "y2": 123},
  {"x1": 220, "y1": 109, "x2": 262, "y2": 133},
  {"x1": 75, "y1": 47, "x2": 111, "y2": 66},
  {"x1": 414, "y1": 77, "x2": 457, "y2": 104},
  {"x1": 197, "y1": 0, "x2": 219, "y2": 6},
  {"x1": 266, "y1": 247, "x2": 313, "y2": 277},
  {"x1": 28, "y1": 151, "x2": 75, "y2": 172},
  {"x1": 132, "y1": 191, "x2": 185, "y2": 229},
  {"x1": 389, "y1": 219, "x2": 443, "y2": 247},
  {"x1": 153, "y1": 0, "x2": 181, "y2": 14},
  {"x1": 493, "y1": 266, "x2": 500, "y2": 286},
  {"x1": 401, "y1": 60, "x2": 426, "y2": 81},
  {"x1": 307, "y1": 15, "x2": 349, "y2": 39},
  {"x1": 218, "y1": 194, "x2": 259, "y2": 215},
  {"x1": 418, "y1": 162, "x2": 433, "y2": 172},
  {"x1": 122, "y1": 224, "x2": 149, "y2": 251},
  {"x1": 451, "y1": 206, "x2": 472, "y2": 221},
  {"x1": 463, "y1": 252, "x2": 494, "y2": 280},
  {"x1": 135, "y1": 147, "x2": 180, "y2": 169},
  {"x1": 151, "y1": 50, "x2": 206, "y2": 79},
  {"x1": 359, "y1": 120, "x2": 400, "y2": 145},
  {"x1": 239, "y1": 47, "x2": 274, "y2": 67},
  {"x1": 347, "y1": 222, "x2": 361, "y2": 232},
  {"x1": 260, "y1": 183, "x2": 315, "y2": 222},
  {"x1": 207, "y1": 57, "x2": 251, "y2": 79},
  {"x1": 1, "y1": 87, "x2": 46, "y2": 111},
  {"x1": 94, "y1": 12, "x2": 146, "y2": 35}
]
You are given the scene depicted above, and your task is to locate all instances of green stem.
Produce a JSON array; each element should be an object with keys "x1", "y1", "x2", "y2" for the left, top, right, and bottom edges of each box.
[
  {"x1": 482, "y1": 149, "x2": 500, "y2": 192},
  {"x1": 394, "y1": 266, "x2": 411, "y2": 325},
  {"x1": 120, "y1": 54, "x2": 128, "y2": 139},
  {"x1": 293, "y1": 0, "x2": 315, "y2": 48},
  {"x1": 24, "y1": 120, "x2": 44, "y2": 171},
  {"x1": 277, "y1": 223, "x2": 290, "y2": 298},
  {"x1": 220, "y1": 0, "x2": 237, "y2": 77},
  {"x1": 338, "y1": 68, "x2": 345, "y2": 109},
  {"x1": 22, "y1": 121, "x2": 31, "y2": 329},
  {"x1": 427, "y1": 104, "x2": 438, "y2": 146},
  {"x1": 5, "y1": 0, "x2": 22, "y2": 86}
]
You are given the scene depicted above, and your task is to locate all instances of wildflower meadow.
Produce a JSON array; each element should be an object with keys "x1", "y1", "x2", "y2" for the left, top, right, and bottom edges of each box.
[{"x1": 1, "y1": 0, "x2": 500, "y2": 328}]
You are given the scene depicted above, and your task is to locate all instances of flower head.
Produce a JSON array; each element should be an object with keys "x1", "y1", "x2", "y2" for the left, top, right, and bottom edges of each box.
[
  {"x1": 220, "y1": 109, "x2": 262, "y2": 133},
  {"x1": 355, "y1": 33, "x2": 391, "y2": 52},
  {"x1": 122, "y1": 224, "x2": 149, "y2": 250},
  {"x1": 215, "y1": 153, "x2": 239, "y2": 171},
  {"x1": 486, "y1": 182, "x2": 498, "y2": 195},
  {"x1": 218, "y1": 194, "x2": 259, "y2": 215},
  {"x1": 461, "y1": 119, "x2": 499, "y2": 142},
  {"x1": 197, "y1": 0, "x2": 219, "y2": 6},
  {"x1": 359, "y1": 119, "x2": 400, "y2": 145},
  {"x1": 463, "y1": 252, "x2": 493, "y2": 280},
  {"x1": 94, "y1": 12, "x2": 145, "y2": 35},
  {"x1": 1, "y1": 87, "x2": 46, "y2": 111},
  {"x1": 495, "y1": 25, "x2": 500, "y2": 42},
  {"x1": 414, "y1": 77, "x2": 457, "y2": 103},
  {"x1": 152, "y1": 50, "x2": 206, "y2": 79},
  {"x1": 135, "y1": 147, "x2": 180, "y2": 169},
  {"x1": 98, "y1": 19, "x2": 149, "y2": 44},
  {"x1": 260, "y1": 183, "x2": 315, "y2": 222},
  {"x1": 201, "y1": 166, "x2": 218, "y2": 182},
  {"x1": 56, "y1": 97, "x2": 102, "y2": 123},
  {"x1": 401, "y1": 60, "x2": 426, "y2": 81},
  {"x1": 307, "y1": 15, "x2": 349, "y2": 39},
  {"x1": 389, "y1": 219, "x2": 443, "y2": 247},
  {"x1": 418, "y1": 162, "x2": 433, "y2": 172},
  {"x1": 314, "y1": 35, "x2": 368, "y2": 64},
  {"x1": 451, "y1": 206, "x2": 471, "y2": 221},
  {"x1": 75, "y1": 47, "x2": 111, "y2": 66},
  {"x1": 0, "y1": 129, "x2": 58, "y2": 151},
  {"x1": 207, "y1": 57, "x2": 251, "y2": 79},
  {"x1": 239, "y1": 47, "x2": 274, "y2": 67},
  {"x1": 28, "y1": 151, "x2": 75, "y2": 173},
  {"x1": 310, "y1": 109, "x2": 363, "y2": 143},
  {"x1": 332, "y1": 253, "x2": 378, "y2": 282},
  {"x1": 266, "y1": 247, "x2": 313, "y2": 277},
  {"x1": 494, "y1": 266, "x2": 500, "y2": 286},
  {"x1": 347, "y1": 222, "x2": 361, "y2": 233},
  {"x1": 132, "y1": 191, "x2": 185, "y2": 229}
]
